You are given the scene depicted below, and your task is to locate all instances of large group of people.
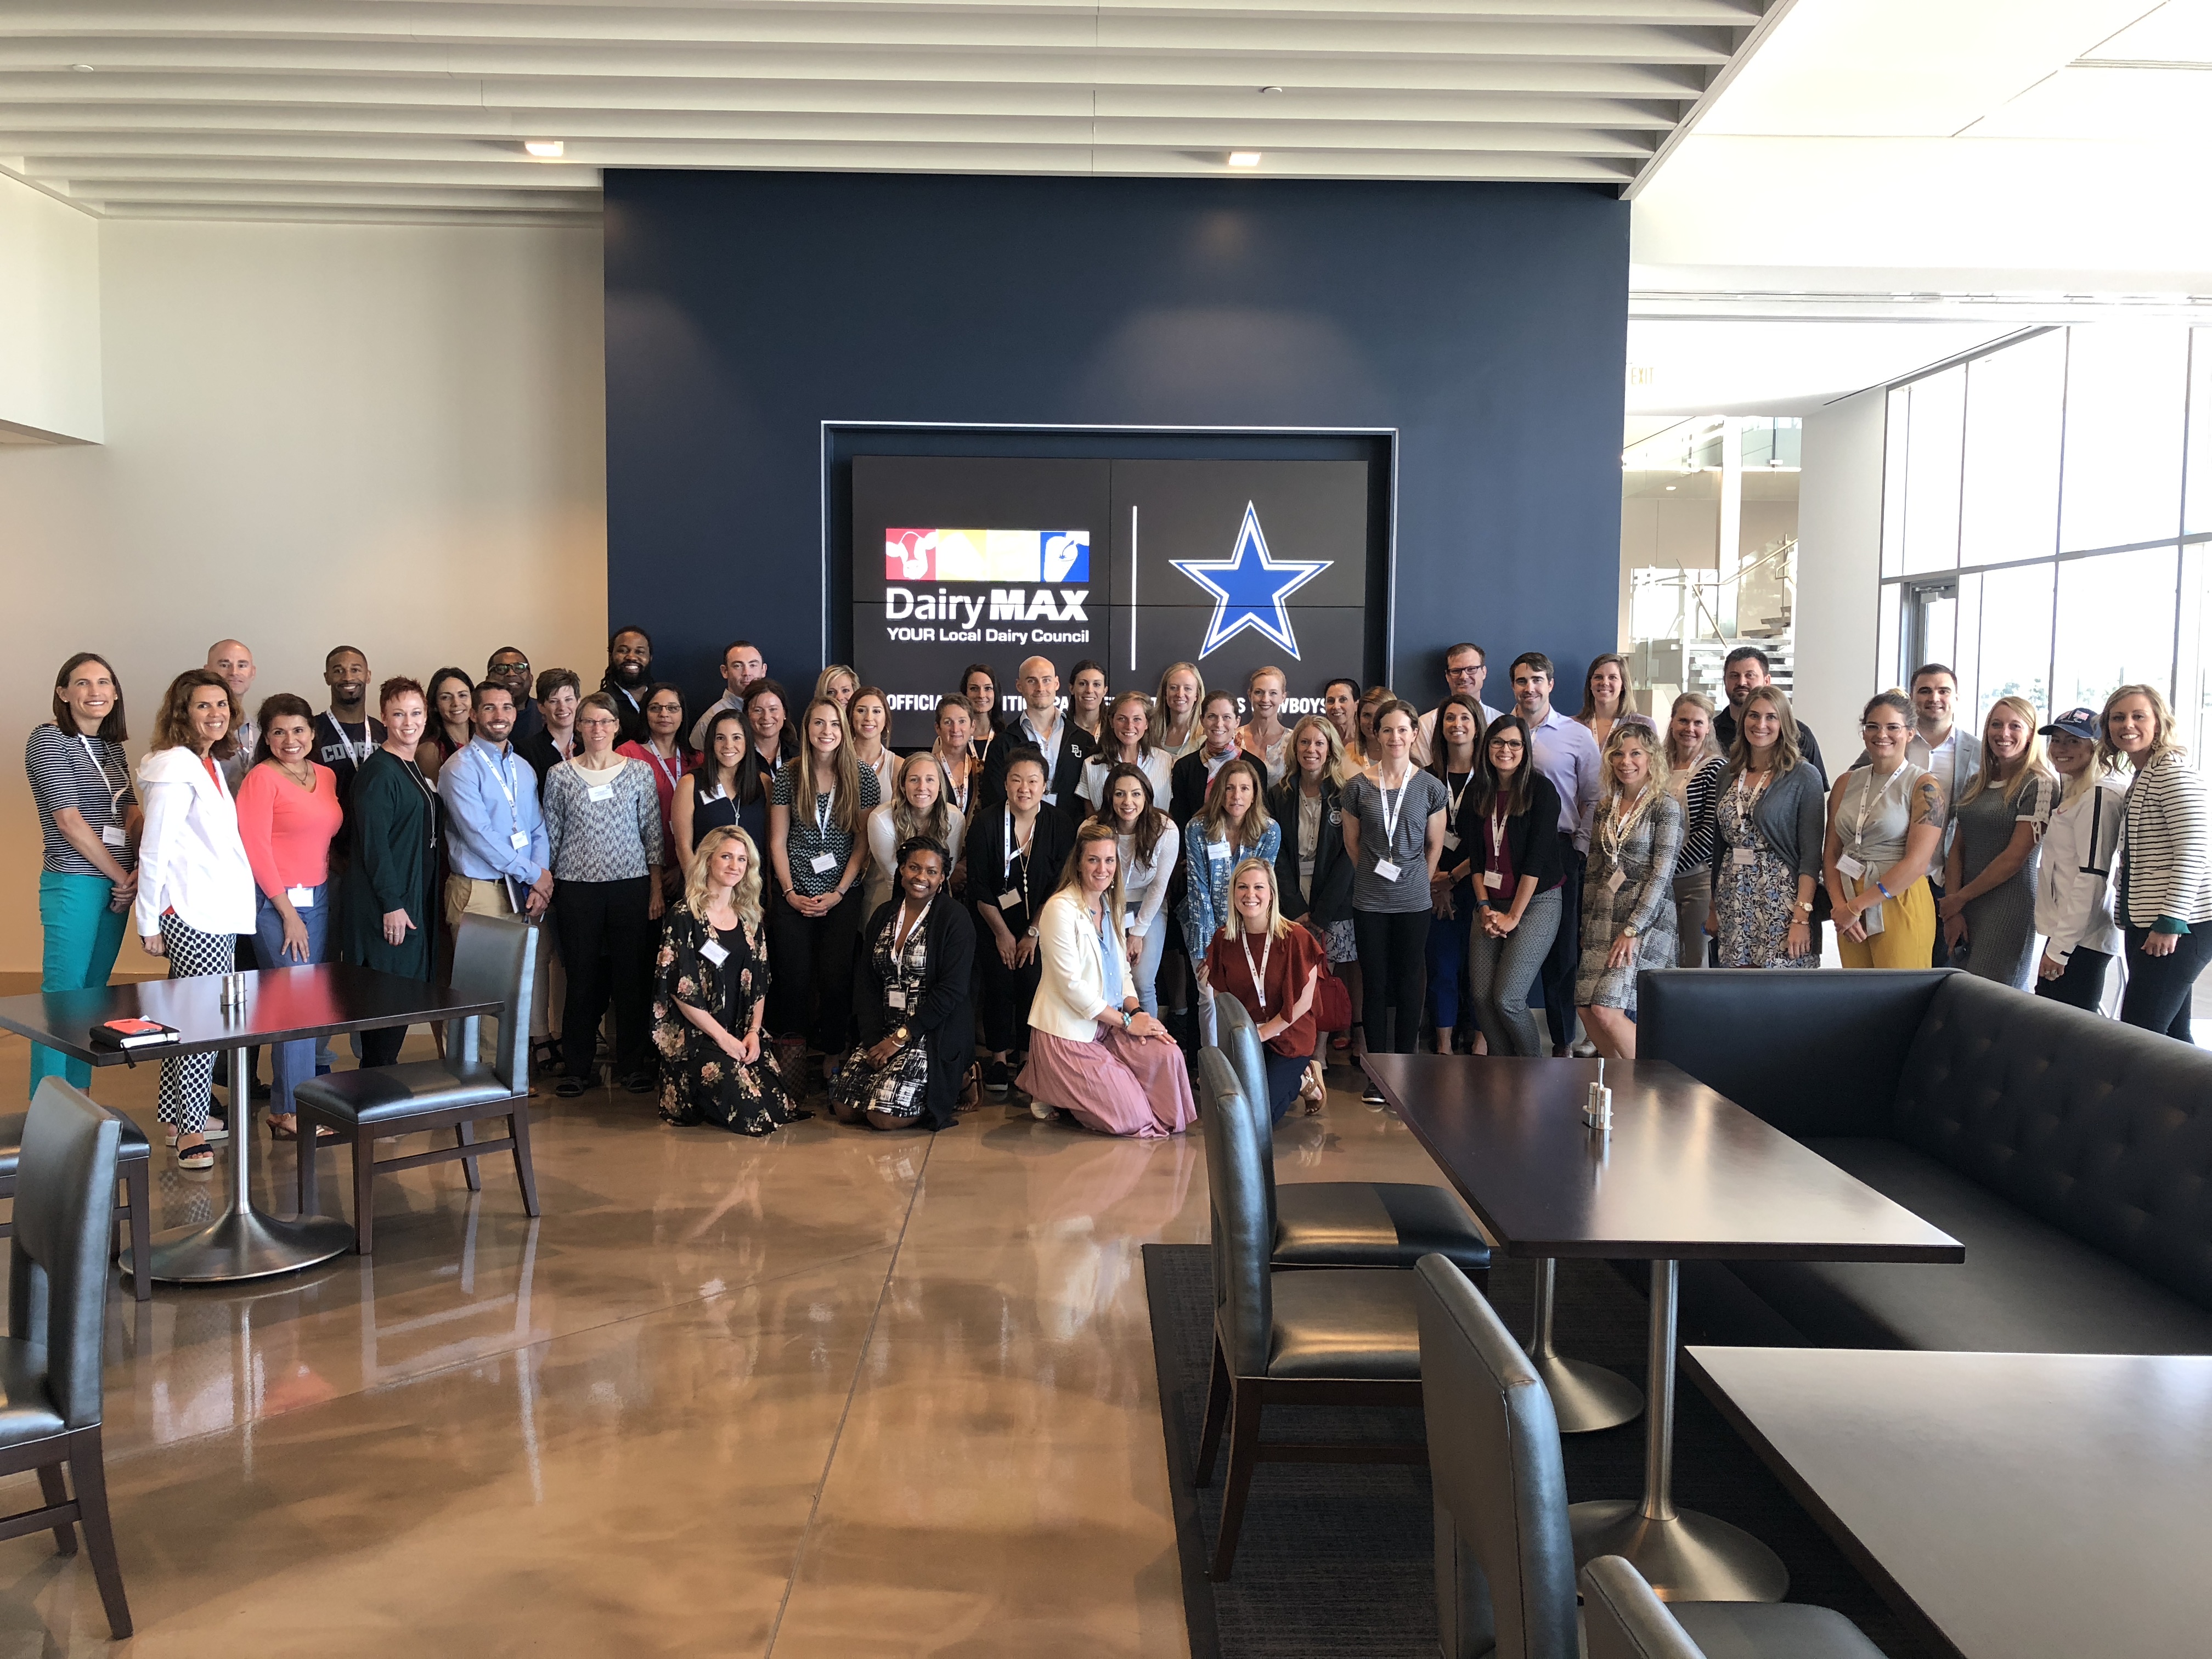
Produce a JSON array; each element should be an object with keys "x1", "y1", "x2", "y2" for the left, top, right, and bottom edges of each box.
[{"x1": 25, "y1": 631, "x2": 2212, "y2": 1155}]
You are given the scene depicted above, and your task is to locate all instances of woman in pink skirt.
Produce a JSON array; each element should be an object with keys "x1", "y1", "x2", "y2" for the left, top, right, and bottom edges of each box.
[{"x1": 1018, "y1": 821, "x2": 1198, "y2": 1138}]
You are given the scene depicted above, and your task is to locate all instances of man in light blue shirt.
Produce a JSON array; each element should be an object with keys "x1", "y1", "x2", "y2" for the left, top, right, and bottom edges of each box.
[
  {"x1": 438, "y1": 682, "x2": 551, "y2": 927},
  {"x1": 1512, "y1": 652, "x2": 1603, "y2": 1054}
]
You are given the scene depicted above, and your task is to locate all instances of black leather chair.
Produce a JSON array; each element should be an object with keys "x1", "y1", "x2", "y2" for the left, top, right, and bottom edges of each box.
[
  {"x1": 0, "y1": 1081, "x2": 132, "y2": 1639},
  {"x1": 1192, "y1": 1048, "x2": 1424, "y2": 1581},
  {"x1": 1414, "y1": 1254, "x2": 1881, "y2": 1659},
  {"x1": 1582, "y1": 1554, "x2": 1883, "y2": 1659},
  {"x1": 1213, "y1": 994, "x2": 1491, "y2": 1281},
  {"x1": 292, "y1": 915, "x2": 540, "y2": 1254},
  {"x1": 0, "y1": 1106, "x2": 151, "y2": 1303}
]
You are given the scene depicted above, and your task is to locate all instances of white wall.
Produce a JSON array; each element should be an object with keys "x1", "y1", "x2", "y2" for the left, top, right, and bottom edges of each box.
[
  {"x1": 0, "y1": 172, "x2": 101, "y2": 443},
  {"x1": 1, "y1": 218, "x2": 607, "y2": 974},
  {"x1": 1793, "y1": 389, "x2": 1886, "y2": 763}
]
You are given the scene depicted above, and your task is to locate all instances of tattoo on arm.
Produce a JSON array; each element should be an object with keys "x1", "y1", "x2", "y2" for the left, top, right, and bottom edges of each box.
[{"x1": 1911, "y1": 777, "x2": 1943, "y2": 827}]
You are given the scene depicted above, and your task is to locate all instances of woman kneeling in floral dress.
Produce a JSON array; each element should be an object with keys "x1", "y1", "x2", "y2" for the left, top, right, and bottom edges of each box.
[{"x1": 653, "y1": 825, "x2": 809, "y2": 1136}]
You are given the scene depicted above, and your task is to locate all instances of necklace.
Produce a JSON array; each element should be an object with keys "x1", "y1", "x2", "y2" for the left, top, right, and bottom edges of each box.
[{"x1": 275, "y1": 758, "x2": 314, "y2": 789}]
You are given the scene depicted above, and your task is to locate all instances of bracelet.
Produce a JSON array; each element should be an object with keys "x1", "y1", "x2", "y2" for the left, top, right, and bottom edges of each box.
[{"x1": 1876, "y1": 881, "x2": 1894, "y2": 900}]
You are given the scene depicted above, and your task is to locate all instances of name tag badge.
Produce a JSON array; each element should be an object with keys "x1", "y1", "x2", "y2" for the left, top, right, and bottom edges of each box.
[
  {"x1": 1209, "y1": 840, "x2": 1231, "y2": 859},
  {"x1": 1374, "y1": 859, "x2": 1402, "y2": 883},
  {"x1": 510, "y1": 830, "x2": 531, "y2": 850},
  {"x1": 809, "y1": 851, "x2": 839, "y2": 874},
  {"x1": 1836, "y1": 853, "x2": 1866, "y2": 881},
  {"x1": 887, "y1": 987, "x2": 907, "y2": 1010},
  {"x1": 1731, "y1": 846, "x2": 1757, "y2": 866},
  {"x1": 100, "y1": 825, "x2": 127, "y2": 848},
  {"x1": 286, "y1": 885, "x2": 315, "y2": 908},
  {"x1": 999, "y1": 888, "x2": 1024, "y2": 911},
  {"x1": 700, "y1": 938, "x2": 730, "y2": 966},
  {"x1": 1482, "y1": 871, "x2": 1504, "y2": 891},
  {"x1": 586, "y1": 782, "x2": 615, "y2": 803},
  {"x1": 1606, "y1": 867, "x2": 1627, "y2": 894},
  {"x1": 1443, "y1": 831, "x2": 1462, "y2": 851}
]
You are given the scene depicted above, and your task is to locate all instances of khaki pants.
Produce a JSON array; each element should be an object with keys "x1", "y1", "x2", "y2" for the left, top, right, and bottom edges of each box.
[{"x1": 444, "y1": 876, "x2": 557, "y2": 1041}]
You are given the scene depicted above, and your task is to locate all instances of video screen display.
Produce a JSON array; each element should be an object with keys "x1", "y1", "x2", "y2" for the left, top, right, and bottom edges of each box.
[{"x1": 853, "y1": 455, "x2": 1372, "y2": 748}]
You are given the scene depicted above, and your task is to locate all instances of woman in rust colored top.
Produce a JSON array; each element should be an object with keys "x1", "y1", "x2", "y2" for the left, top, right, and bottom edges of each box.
[{"x1": 1205, "y1": 856, "x2": 1328, "y2": 1124}]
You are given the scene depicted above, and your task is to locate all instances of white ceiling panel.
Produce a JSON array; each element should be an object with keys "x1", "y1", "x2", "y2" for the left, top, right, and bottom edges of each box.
[{"x1": 0, "y1": 0, "x2": 1785, "y2": 222}]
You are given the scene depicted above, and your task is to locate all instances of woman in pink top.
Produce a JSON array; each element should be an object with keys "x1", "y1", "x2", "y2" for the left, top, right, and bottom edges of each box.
[
  {"x1": 235, "y1": 692, "x2": 344, "y2": 1139},
  {"x1": 618, "y1": 681, "x2": 691, "y2": 908}
]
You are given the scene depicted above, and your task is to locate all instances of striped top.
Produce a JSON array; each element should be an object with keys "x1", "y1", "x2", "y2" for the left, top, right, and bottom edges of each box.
[
  {"x1": 26, "y1": 722, "x2": 137, "y2": 876},
  {"x1": 1670, "y1": 755, "x2": 1728, "y2": 872},
  {"x1": 543, "y1": 757, "x2": 664, "y2": 883},
  {"x1": 771, "y1": 761, "x2": 881, "y2": 896},
  {"x1": 2117, "y1": 754, "x2": 2212, "y2": 928}
]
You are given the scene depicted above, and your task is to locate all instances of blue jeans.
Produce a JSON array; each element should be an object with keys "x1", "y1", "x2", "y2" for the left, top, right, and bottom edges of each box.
[
  {"x1": 1262, "y1": 1046, "x2": 1312, "y2": 1126},
  {"x1": 1426, "y1": 878, "x2": 1475, "y2": 1031},
  {"x1": 1126, "y1": 916, "x2": 1170, "y2": 1017},
  {"x1": 33, "y1": 870, "x2": 130, "y2": 1096},
  {"x1": 253, "y1": 885, "x2": 330, "y2": 1115}
]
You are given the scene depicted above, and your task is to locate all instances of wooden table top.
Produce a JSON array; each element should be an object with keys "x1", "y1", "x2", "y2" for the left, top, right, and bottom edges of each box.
[
  {"x1": 1685, "y1": 1345, "x2": 2212, "y2": 1659},
  {"x1": 0, "y1": 966, "x2": 503, "y2": 1065},
  {"x1": 1363, "y1": 1055, "x2": 1962, "y2": 1262}
]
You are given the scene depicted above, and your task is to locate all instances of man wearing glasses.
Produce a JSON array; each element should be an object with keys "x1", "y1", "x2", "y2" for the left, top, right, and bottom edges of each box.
[
  {"x1": 483, "y1": 646, "x2": 545, "y2": 746},
  {"x1": 1413, "y1": 642, "x2": 1504, "y2": 766}
]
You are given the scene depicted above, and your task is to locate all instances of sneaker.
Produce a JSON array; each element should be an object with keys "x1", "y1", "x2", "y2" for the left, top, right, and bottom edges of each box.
[
  {"x1": 1361, "y1": 1081, "x2": 1386, "y2": 1108},
  {"x1": 1570, "y1": 1041, "x2": 1599, "y2": 1059},
  {"x1": 984, "y1": 1058, "x2": 1011, "y2": 1095}
]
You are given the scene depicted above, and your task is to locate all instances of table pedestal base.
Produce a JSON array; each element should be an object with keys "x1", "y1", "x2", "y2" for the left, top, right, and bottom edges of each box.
[
  {"x1": 1568, "y1": 1500, "x2": 1789, "y2": 1603},
  {"x1": 140, "y1": 1209, "x2": 355, "y2": 1284},
  {"x1": 1528, "y1": 1259, "x2": 1643, "y2": 1434}
]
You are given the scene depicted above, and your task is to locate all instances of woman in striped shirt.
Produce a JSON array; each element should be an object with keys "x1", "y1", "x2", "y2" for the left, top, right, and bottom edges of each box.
[
  {"x1": 2102, "y1": 684, "x2": 2212, "y2": 1041},
  {"x1": 25, "y1": 653, "x2": 142, "y2": 1096}
]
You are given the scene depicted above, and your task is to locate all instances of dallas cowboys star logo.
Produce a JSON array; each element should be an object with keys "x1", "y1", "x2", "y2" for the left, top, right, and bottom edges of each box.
[{"x1": 1171, "y1": 503, "x2": 1331, "y2": 659}]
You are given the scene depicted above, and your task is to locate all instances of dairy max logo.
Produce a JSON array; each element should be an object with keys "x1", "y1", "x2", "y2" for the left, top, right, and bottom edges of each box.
[{"x1": 886, "y1": 529, "x2": 1088, "y2": 584}]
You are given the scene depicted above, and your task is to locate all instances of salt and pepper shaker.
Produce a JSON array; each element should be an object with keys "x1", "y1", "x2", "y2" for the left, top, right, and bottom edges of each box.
[
  {"x1": 1583, "y1": 1058, "x2": 1613, "y2": 1133},
  {"x1": 219, "y1": 971, "x2": 249, "y2": 1012}
]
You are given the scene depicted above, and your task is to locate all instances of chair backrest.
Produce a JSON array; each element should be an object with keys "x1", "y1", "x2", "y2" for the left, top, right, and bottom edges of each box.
[
  {"x1": 1212, "y1": 995, "x2": 1280, "y2": 1231},
  {"x1": 1413, "y1": 1254, "x2": 1579, "y2": 1659},
  {"x1": 1579, "y1": 1556, "x2": 1706, "y2": 1659},
  {"x1": 1197, "y1": 1048, "x2": 1273, "y2": 1378},
  {"x1": 448, "y1": 913, "x2": 536, "y2": 1092},
  {"x1": 9, "y1": 1080, "x2": 121, "y2": 1431}
]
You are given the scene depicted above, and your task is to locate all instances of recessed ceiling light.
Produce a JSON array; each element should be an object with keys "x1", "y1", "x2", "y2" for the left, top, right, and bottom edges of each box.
[
  {"x1": 68, "y1": 63, "x2": 94, "y2": 72},
  {"x1": 1227, "y1": 151, "x2": 1262, "y2": 167},
  {"x1": 1259, "y1": 85, "x2": 1283, "y2": 94},
  {"x1": 523, "y1": 139, "x2": 565, "y2": 159},
  {"x1": 1664, "y1": 485, "x2": 1677, "y2": 492}
]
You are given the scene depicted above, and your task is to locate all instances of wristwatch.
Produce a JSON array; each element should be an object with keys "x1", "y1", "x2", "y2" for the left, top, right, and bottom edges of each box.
[
  {"x1": 1796, "y1": 900, "x2": 1814, "y2": 914},
  {"x1": 1621, "y1": 924, "x2": 1639, "y2": 939},
  {"x1": 1025, "y1": 924, "x2": 1040, "y2": 939},
  {"x1": 893, "y1": 1024, "x2": 912, "y2": 1045}
]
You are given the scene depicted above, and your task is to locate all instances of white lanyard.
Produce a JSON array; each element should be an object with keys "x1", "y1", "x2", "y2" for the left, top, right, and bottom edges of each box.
[
  {"x1": 943, "y1": 755, "x2": 971, "y2": 812},
  {"x1": 814, "y1": 788, "x2": 833, "y2": 838},
  {"x1": 1376, "y1": 765, "x2": 1412, "y2": 854},
  {"x1": 1003, "y1": 812, "x2": 1035, "y2": 882},
  {"x1": 1446, "y1": 768, "x2": 1476, "y2": 822},
  {"x1": 1852, "y1": 765, "x2": 1905, "y2": 854},
  {"x1": 892, "y1": 895, "x2": 932, "y2": 954},
  {"x1": 79, "y1": 735, "x2": 126, "y2": 821},
  {"x1": 1489, "y1": 805, "x2": 1509, "y2": 859},
  {"x1": 328, "y1": 716, "x2": 368, "y2": 766},
  {"x1": 482, "y1": 745, "x2": 522, "y2": 834},
  {"x1": 1239, "y1": 927, "x2": 1273, "y2": 1011},
  {"x1": 645, "y1": 746, "x2": 681, "y2": 793}
]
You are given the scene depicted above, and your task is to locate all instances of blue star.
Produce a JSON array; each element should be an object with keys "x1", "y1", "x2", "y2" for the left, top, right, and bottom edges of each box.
[{"x1": 1171, "y1": 503, "x2": 1331, "y2": 659}]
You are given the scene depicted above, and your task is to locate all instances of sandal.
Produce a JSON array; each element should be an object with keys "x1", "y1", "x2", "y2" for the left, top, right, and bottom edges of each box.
[{"x1": 176, "y1": 1138, "x2": 215, "y2": 1171}]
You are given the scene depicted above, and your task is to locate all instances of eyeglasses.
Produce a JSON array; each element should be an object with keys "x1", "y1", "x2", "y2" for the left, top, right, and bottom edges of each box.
[
  {"x1": 1446, "y1": 666, "x2": 1483, "y2": 680},
  {"x1": 1862, "y1": 721, "x2": 1909, "y2": 736},
  {"x1": 490, "y1": 659, "x2": 529, "y2": 674}
]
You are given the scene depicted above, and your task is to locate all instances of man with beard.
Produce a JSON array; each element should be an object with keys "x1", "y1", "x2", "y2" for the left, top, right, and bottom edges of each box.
[
  {"x1": 1713, "y1": 646, "x2": 1826, "y2": 779},
  {"x1": 687, "y1": 637, "x2": 768, "y2": 751},
  {"x1": 602, "y1": 626, "x2": 654, "y2": 747},
  {"x1": 315, "y1": 646, "x2": 386, "y2": 838},
  {"x1": 438, "y1": 680, "x2": 551, "y2": 927},
  {"x1": 483, "y1": 646, "x2": 545, "y2": 746}
]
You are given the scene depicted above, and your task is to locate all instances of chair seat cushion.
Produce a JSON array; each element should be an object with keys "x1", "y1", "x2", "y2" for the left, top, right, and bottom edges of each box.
[
  {"x1": 291, "y1": 1061, "x2": 516, "y2": 1127},
  {"x1": 1671, "y1": 1599, "x2": 1887, "y2": 1659},
  {"x1": 0, "y1": 1340, "x2": 66, "y2": 1451},
  {"x1": 1728, "y1": 1138, "x2": 2212, "y2": 1355},
  {"x1": 1274, "y1": 1181, "x2": 1492, "y2": 1273},
  {"x1": 1265, "y1": 1268, "x2": 1423, "y2": 1380},
  {"x1": 0, "y1": 1108, "x2": 149, "y2": 1178}
]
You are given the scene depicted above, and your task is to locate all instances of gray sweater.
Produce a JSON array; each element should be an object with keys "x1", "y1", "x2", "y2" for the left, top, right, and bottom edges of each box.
[{"x1": 1711, "y1": 761, "x2": 1826, "y2": 882}]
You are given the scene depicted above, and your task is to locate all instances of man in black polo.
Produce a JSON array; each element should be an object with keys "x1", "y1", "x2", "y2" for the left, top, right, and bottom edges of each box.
[{"x1": 981, "y1": 655, "x2": 1095, "y2": 817}]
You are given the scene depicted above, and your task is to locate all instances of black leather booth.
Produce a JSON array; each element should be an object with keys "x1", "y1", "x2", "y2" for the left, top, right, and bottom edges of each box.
[{"x1": 1640, "y1": 968, "x2": 2212, "y2": 1355}]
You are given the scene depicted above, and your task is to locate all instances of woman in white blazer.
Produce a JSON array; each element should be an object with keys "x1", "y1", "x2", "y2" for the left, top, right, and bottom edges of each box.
[
  {"x1": 1015, "y1": 821, "x2": 1197, "y2": 1138},
  {"x1": 136, "y1": 669, "x2": 258, "y2": 1169}
]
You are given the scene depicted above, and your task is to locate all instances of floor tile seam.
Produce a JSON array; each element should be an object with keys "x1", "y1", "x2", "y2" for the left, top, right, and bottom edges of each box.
[
  {"x1": 99, "y1": 1242, "x2": 902, "y2": 1467},
  {"x1": 760, "y1": 1127, "x2": 938, "y2": 1657}
]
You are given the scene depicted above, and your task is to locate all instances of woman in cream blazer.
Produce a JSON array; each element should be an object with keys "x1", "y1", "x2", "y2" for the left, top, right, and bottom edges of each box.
[{"x1": 1017, "y1": 822, "x2": 1197, "y2": 1138}]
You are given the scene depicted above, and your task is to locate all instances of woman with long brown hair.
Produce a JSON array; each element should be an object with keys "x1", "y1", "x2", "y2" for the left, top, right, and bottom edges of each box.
[
  {"x1": 1938, "y1": 694, "x2": 2057, "y2": 989},
  {"x1": 1707, "y1": 685, "x2": 1823, "y2": 970},
  {"x1": 1575, "y1": 652, "x2": 1656, "y2": 752},
  {"x1": 1663, "y1": 691, "x2": 1726, "y2": 967},
  {"x1": 1089, "y1": 760, "x2": 1180, "y2": 1017}
]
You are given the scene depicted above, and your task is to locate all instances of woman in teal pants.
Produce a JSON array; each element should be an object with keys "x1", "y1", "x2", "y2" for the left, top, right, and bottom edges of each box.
[{"x1": 25, "y1": 653, "x2": 143, "y2": 1094}]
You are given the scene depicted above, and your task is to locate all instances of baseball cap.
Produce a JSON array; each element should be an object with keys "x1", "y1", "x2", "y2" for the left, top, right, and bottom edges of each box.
[{"x1": 2039, "y1": 707, "x2": 2100, "y2": 742}]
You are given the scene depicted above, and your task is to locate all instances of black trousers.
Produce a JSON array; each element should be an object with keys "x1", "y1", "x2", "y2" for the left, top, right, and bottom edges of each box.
[
  {"x1": 1355, "y1": 908, "x2": 1430, "y2": 1055},
  {"x1": 767, "y1": 887, "x2": 866, "y2": 1053},
  {"x1": 2034, "y1": 947, "x2": 2110, "y2": 1012},
  {"x1": 556, "y1": 875, "x2": 654, "y2": 1080},
  {"x1": 359, "y1": 1025, "x2": 409, "y2": 1068},
  {"x1": 1539, "y1": 849, "x2": 1586, "y2": 1051},
  {"x1": 978, "y1": 923, "x2": 1044, "y2": 1056},
  {"x1": 2121, "y1": 924, "x2": 2212, "y2": 1041}
]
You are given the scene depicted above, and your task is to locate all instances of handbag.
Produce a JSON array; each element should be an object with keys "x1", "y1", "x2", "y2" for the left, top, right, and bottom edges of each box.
[{"x1": 1312, "y1": 968, "x2": 1353, "y2": 1034}]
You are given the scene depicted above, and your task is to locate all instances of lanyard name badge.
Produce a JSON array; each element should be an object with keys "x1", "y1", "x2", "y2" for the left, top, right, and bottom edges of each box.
[
  {"x1": 1442, "y1": 769, "x2": 1473, "y2": 850},
  {"x1": 485, "y1": 748, "x2": 531, "y2": 850},
  {"x1": 701, "y1": 928, "x2": 730, "y2": 966},
  {"x1": 328, "y1": 716, "x2": 367, "y2": 768},
  {"x1": 1729, "y1": 771, "x2": 1765, "y2": 866},
  {"x1": 1240, "y1": 928, "x2": 1272, "y2": 1012},
  {"x1": 1374, "y1": 769, "x2": 1409, "y2": 882},
  {"x1": 808, "y1": 790, "x2": 839, "y2": 874},
  {"x1": 1000, "y1": 814, "x2": 1033, "y2": 912},
  {"x1": 1484, "y1": 805, "x2": 1508, "y2": 891},
  {"x1": 82, "y1": 736, "x2": 129, "y2": 848},
  {"x1": 1837, "y1": 766, "x2": 1901, "y2": 883},
  {"x1": 887, "y1": 897, "x2": 932, "y2": 1006}
]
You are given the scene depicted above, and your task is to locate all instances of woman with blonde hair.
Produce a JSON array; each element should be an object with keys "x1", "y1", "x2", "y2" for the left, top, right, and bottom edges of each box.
[
  {"x1": 864, "y1": 751, "x2": 964, "y2": 916},
  {"x1": 2032, "y1": 705, "x2": 2125, "y2": 1010},
  {"x1": 1825, "y1": 691, "x2": 1945, "y2": 968},
  {"x1": 1018, "y1": 822, "x2": 1195, "y2": 1136},
  {"x1": 1574, "y1": 723, "x2": 1682, "y2": 1058},
  {"x1": 652, "y1": 826, "x2": 806, "y2": 1135},
  {"x1": 1180, "y1": 757, "x2": 1279, "y2": 1046},
  {"x1": 1707, "y1": 685, "x2": 1824, "y2": 970},
  {"x1": 767, "y1": 695, "x2": 882, "y2": 1086},
  {"x1": 814, "y1": 664, "x2": 859, "y2": 715},
  {"x1": 1938, "y1": 694, "x2": 2057, "y2": 988},
  {"x1": 1206, "y1": 857, "x2": 1329, "y2": 1124},
  {"x1": 1149, "y1": 662, "x2": 1204, "y2": 759},
  {"x1": 1664, "y1": 691, "x2": 1727, "y2": 966},
  {"x1": 2102, "y1": 683, "x2": 2212, "y2": 1039}
]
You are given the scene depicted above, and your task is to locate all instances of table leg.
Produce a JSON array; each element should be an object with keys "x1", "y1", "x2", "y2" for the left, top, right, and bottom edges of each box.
[
  {"x1": 1567, "y1": 1260, "x2": 1788, "y2": 1601},
  {"x1": 1528, "y1": 1257, "x2": 1643, "y2": 1434},
  {"x1": 139, "y1": 1042, "x2": 354, "y2": 1284}
]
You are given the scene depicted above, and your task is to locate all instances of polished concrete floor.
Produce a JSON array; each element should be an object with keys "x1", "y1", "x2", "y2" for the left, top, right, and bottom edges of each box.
[{"x1": 0, "y1": 1025, "x2": 1455, "y2": 1656}]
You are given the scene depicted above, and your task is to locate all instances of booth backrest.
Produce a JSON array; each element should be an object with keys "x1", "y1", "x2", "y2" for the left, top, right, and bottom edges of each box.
[{"x1": 1893, "y1": 973, "x2": 2212, "y2": 1313}]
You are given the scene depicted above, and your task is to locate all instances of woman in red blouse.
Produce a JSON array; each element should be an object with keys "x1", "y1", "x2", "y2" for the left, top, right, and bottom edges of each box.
[{"x1": 1205, "y1": 857, "x2": 1328, "y2": 1124}]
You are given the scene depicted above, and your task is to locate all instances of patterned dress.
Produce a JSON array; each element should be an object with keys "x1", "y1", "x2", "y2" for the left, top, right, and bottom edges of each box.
[
  {"x1": 1574, "y1": 790, "x2": 1683, "y2": 1011},
  {"x1": 831, "y1": 906, "x2": 934, "y2": 1126},
  {"x1": 1713, "y1": 775, "x2": 1817, "y2": 969},
  {"x1": 653, "y1": 905, "x2": 807, "y2": 1136}
]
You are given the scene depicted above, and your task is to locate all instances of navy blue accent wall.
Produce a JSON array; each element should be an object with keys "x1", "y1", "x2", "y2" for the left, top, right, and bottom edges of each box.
[{"x1": 605, "y1": 169, "x2": 1627, "y2": 707}]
